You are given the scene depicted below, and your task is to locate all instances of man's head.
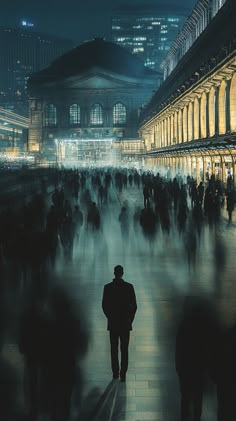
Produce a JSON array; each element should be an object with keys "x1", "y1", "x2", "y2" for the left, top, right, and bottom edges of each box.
[{"x1": 114, "y1": 265, "x2": 124, "y2": 278}]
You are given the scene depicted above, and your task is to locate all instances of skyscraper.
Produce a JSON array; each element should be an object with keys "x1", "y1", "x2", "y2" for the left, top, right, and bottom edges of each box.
[
  {"x1": 0, "y1": 22, "x2": 74, "y2": 115},
  {"x1": 111, "y1": 4, "x2": 189, "y2": 73}
]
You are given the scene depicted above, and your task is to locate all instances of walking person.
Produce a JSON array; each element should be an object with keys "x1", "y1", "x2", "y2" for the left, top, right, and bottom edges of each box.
[
  {"x1": 102, "y1": 265, "x2": 137, "y2": 382},
  {"x1": 226, "y1": 188, "x2": 235, "y2": 223}
]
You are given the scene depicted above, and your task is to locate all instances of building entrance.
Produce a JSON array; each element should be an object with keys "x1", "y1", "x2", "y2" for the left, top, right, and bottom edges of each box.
[{"x1": 55, "y1": 138, "x2": 119, "y2": 167}]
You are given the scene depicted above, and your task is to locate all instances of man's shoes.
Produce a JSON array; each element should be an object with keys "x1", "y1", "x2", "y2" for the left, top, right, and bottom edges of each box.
[{"x1": 120, "y1": 373, "x2": 126, "y2": 382}]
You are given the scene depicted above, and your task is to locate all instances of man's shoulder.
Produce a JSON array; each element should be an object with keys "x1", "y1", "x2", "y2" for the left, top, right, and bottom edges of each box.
[
  {"x1": 123, "y1": 281, "x2": 135, "y2": 289},
  {"x1": 103, "y1": 282, "x2": 113, "y2": 289},
  {"x1": 104, "y1": 281, "x2": 134, "y2": 289}
]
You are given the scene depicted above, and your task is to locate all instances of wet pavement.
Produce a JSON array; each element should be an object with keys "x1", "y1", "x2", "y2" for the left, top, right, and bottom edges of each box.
[{"x1": 2, "y1": 175, "x2": 236, "y2": 420}]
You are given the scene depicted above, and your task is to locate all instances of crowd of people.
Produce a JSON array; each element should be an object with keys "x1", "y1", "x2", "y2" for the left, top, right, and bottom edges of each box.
[{"x1": 0, "y1": 165, "x2": 235, "y2": 420}]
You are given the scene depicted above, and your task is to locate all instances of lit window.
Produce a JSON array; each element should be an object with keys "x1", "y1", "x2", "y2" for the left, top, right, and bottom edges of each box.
[
  {"x1": 45, "y1": 104, "x2": 57, "y2": 126},
  {"x1": 70, "y1": 104, "x2": 80, "y2": 125},
  {"x1": 133, "y1": 37, "x2": 146, "y2": 41},
  {"x1": 113, "y1": 103, "x2": 126, "y2": 125},
  {"x1": 90, "y1": 104, "x2": 104, "y2": 125},
  {"x1": 133, "y1": 47, "x2": 144, "y2": 53}
]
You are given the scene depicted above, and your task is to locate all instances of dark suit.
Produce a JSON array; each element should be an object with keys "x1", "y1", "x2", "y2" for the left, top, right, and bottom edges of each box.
[{"x1": 102, "y1": 278, "x2": 137, "y2": 377}]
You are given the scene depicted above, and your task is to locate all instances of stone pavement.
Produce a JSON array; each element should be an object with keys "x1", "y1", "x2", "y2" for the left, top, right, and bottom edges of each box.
[{"x1": 3, "y1": 180, "x2": 236, "y2": 420}]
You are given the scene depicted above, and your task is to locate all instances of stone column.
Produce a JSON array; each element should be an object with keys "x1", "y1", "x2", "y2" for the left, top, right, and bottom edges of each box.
[
  {"x1": 206, "y1": 91, "x2": 210, "y2": 138},
  {"x1": 202, "y1": 156, "x2": 206, "y2": 182},
  {"x1": 170, "y1": 114, "x2": 174, "y2": 144},
  {"x1": 178, "y1": 109, "x2": 183, "y2": 143},
  {"x1": 225, "y1": 79, "x2": 231, "y2": 133},
  {"x1": 214, "y1": 86, "x2": 219, "y2": 136},
  {"x1": 167, "y1": 116, "x2": 171, "y2": 146},
  {"x1": 196, "y1": 157, "x2": 200, "y2": 183}
]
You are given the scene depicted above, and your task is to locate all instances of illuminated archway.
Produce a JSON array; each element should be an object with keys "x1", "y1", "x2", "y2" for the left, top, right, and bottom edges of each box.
[
  {"x1": 209, "y1": 87, "x2": 216, "y2": 137},
  {"x1": 183, "y1": 105, "x2": 188, "y2": 142},
  {"x1": 230, "y1": 73, "x2": 236, "y2": 132},
  {"x1": 200, "y1": 92, "x2": 207, "y2": 138},
  {"x1": 194, "y1": 97, "x2": 200, "y2": 140},
  {"x1": 218, "y1": 80, "x2": 227, "y2": 134},
  {"x1": 188, "y1": 102, "x2": 193, "y2": 141}
]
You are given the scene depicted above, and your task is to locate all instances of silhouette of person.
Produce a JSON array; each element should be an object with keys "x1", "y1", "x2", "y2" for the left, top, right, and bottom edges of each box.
[
  {"x1": 19, "y1": 295, "x2": 47, "y2": 419},
  {"x1": 175, "y1": 296, "x2": 209, "y2": 421},
  {"x1": 45, "y1": 287, "x2": 82, "y2": 421},
  {"x1": 102, "y1": 265, "x2": 137, "y2": 382},
  {"x1": 210, "y1": 323, "x2": 236, "y2": 421}
]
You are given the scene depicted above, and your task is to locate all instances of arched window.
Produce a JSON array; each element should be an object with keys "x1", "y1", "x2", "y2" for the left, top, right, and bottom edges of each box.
[
  {"x1": 70, "y1": 104, "x2": 80, "y2": 125},
  {"x1": 45, "y1": 104, "x2": 57, "y2": 126},
  {"x1": 90, "y1": 104, "x2": 104, "y2": 125},
  {"x1": 113, "y1": 103, "x2": 127, "y2": 125}
]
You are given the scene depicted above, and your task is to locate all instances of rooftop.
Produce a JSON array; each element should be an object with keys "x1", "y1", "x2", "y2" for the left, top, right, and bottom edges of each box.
[{"x1": 28, "y1": 38, "x2": 160, "y2": 87}]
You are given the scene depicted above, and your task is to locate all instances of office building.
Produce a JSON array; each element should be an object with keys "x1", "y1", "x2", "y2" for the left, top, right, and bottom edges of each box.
[
  {"x1": 0, "y1": 22, "x2": 74, "y2": 115},
  {"x1": 111, "y1": 4, "x2": 189, "y2": 72}
]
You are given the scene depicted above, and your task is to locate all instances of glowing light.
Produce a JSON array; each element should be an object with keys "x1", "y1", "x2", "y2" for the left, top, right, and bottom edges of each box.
[{"x1": 21, "y1": 19, "x2": 34, "y2": 28}]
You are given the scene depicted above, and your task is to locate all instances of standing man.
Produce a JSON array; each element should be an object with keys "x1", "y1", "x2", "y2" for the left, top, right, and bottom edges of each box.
[{"x1": 102, "y1": 265, "x2": 137, "y2": 382}]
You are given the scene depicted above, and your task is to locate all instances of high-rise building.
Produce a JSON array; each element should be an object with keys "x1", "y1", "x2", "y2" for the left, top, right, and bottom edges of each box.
[
  {"x1": 0, "y1": 22, "x2": 74, "y2": 115},
  {"x1": 111, "y1": 4, "x2": 189, "y2": 73}
]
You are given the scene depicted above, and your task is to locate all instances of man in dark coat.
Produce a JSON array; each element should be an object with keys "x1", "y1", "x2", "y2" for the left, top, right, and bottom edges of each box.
[{"x1": 102, "y1": 265, "x2": 137, "y2": 382}]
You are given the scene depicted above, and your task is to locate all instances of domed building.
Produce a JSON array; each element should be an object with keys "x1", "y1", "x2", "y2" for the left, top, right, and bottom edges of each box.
[{"x1": 28, "y1": 38, "x2": 161, "y2": 165}]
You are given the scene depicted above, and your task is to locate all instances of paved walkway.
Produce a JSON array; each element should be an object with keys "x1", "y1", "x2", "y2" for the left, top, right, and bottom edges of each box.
[{"x1": 3, "y1": 179, "x2": 236, "y2": 420}]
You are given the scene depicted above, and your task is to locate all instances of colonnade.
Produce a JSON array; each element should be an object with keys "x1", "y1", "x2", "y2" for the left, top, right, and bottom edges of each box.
[
  {"x1": 140, "y1": 61, "x2": 236, "y2": 182},
  {"x1": 143, "y1": 71, "x2": 236, "y2": 151},
  {"x1": 145, "y1": 153, "x2": 236, "y2": 183}
]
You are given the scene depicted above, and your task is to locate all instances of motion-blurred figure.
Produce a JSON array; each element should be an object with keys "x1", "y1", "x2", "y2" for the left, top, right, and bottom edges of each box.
[
  {"x1": 175, "y1": 296, "x2": 210, "y2": 421},
  {"x1": 19, "y1": 294, "x2": 47, "y2": 420},
  {"x1": 226, "y1": 188, "x2": 235, "y2": 223},
  {"x1": 118, "y1": 206, "x2": 129, "y2": 242},
  {"x1": 45, "y1": 287, "x2": 86, "y2": 421},
  {"x1": 210, "y1": 323, "x2": 236, "y2": 421}
]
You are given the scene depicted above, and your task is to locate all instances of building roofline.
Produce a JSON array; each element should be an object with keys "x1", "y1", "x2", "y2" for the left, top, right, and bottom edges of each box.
[{"x1": 112, "y1": 3, "x2": 191, "y2": 16}]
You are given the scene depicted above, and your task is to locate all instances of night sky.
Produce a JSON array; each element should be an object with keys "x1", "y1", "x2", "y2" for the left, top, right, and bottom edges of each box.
[{"x1": 1, "y1": 0, "x2": 196, "y2": 44}]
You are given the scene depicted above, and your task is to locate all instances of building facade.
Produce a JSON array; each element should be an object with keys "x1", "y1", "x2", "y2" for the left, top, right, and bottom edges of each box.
[
  {"x1": 111, "y1": 4, "x2": 189, "y2": 72},
  {"x1": 0, "y1": 24, "x2": 74, "y2": 115},
  {"x1": 28, "y1": 38, "x2": 159, "y2": 166},
  {"x1": 139, "y1": 0, "x2": 236, "y2": 182},
  {"x1": 161, "y1": 0, "x2": 228, "y2": 80}
]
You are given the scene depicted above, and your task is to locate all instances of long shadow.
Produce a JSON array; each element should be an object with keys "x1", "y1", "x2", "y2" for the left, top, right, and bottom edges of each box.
[{"x1": 77, "y1": 379, "x2": 125, "y2": 421}]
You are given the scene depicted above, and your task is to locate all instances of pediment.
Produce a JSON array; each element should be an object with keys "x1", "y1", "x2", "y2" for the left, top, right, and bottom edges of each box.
[{"x1": 66, "y1": 70, "x2": 141, "y2": 89}]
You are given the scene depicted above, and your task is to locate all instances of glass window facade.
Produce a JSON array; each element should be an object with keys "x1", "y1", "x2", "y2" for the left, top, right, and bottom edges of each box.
[
  {"x1": 45, "y1": 104, "x2": 57, "y2": 126},
  {"x1": 90, "y1": 104, "x2": 104, "y2": 125},
  {"x1": 70, "y1": 104, "x2": 81, "y2": 125},
  {"x1": 113, "y1": 103, "x2": 127, "y2": 125},
  {"x1": 111, "y1": 10, "x2": 187, "y2": 71}
]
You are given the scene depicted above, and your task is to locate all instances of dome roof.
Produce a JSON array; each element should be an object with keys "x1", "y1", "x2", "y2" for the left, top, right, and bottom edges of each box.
[{"x1": 29, "y1": 38, "x2": 159, "y2": 85}]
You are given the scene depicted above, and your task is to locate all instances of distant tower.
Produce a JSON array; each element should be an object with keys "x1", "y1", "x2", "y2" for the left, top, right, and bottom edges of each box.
[
  {"x1": 111, "y1": 3, "x2": 189, "y2": 73},
  {"x1": 0, "y1": 22, "x2": 74, "y2": 115}
]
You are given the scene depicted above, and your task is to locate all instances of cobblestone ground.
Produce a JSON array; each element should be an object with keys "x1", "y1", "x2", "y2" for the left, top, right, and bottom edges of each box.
[{"x1": 3, "y1": 179, "x2": 236, "y2": 421}]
